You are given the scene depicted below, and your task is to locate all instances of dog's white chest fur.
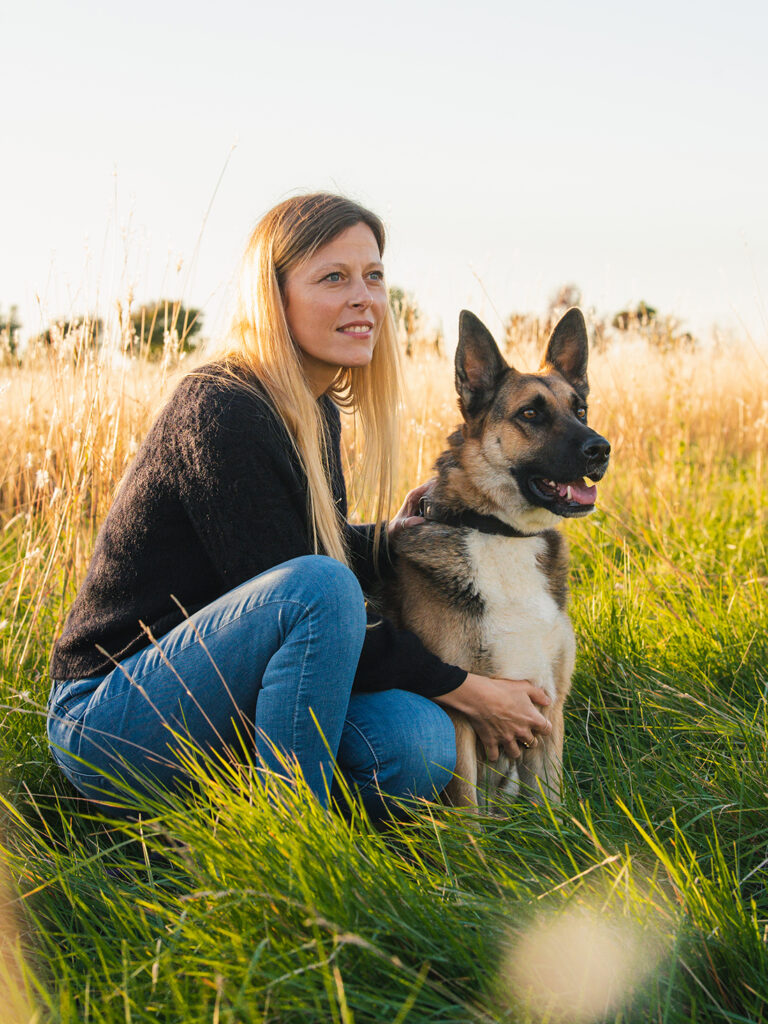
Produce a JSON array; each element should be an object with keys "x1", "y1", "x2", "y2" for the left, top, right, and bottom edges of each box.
[{"x1": 465, "y1": 532, "x2": 569, "y2": 701}]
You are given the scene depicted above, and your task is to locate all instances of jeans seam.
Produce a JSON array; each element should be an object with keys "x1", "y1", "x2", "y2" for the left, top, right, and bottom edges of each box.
[
  {"x1": 341, "y1": 717, "x2": 381, "y2": 793},
  {"x1": 291, "y1": 605, "x2": 312, "y2": 759}
]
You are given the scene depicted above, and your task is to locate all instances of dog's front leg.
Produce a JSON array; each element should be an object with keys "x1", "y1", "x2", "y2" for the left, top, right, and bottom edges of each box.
[
  {"x1": 517, "y1": 699, "x2": 565, "y2": 804},
  {"x1": 442, "y1": 711, "x2": 479, "y2": 809}
]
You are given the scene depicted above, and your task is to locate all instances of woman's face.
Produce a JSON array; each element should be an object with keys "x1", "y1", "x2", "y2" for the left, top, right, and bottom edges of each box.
[{"x1": 282, "y1": 222, "x2": 388, "y2": 395}]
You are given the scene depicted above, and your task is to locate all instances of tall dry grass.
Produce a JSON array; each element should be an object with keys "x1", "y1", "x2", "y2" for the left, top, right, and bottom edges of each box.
[
  {"x1": 0, "y1": 339, "x2": 204, "y2": 673},
  {"x1": 3, "y1": 322, "x2": 767, "y2": 594}
]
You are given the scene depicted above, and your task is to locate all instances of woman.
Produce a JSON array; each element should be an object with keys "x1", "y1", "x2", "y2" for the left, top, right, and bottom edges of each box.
[{"x1": 47, "y1": 193, "x2": 551, "y2": 818}]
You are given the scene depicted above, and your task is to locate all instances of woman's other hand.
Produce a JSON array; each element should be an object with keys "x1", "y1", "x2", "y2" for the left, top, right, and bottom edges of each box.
[
  {"x1": 434, "y1": 673, "x2": 552, "y2": 761},
  {"x1": 387, "y1": 480, "x2": 434, "y2": 541}
]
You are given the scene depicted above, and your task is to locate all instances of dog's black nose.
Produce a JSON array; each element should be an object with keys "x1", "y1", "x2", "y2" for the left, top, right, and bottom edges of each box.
[{"x1": 582, "y1": 436, "x2": 611, "y2": 465}]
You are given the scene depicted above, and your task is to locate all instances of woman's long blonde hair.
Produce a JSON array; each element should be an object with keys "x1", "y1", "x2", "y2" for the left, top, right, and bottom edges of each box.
[{"x1": 219, "y1": 193, "x2": 402, "y2": 566}]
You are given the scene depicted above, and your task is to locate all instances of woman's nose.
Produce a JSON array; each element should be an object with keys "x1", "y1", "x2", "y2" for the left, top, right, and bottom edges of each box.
[{"x1": 349, "y1": 279, "x2": 373, "y2": 308}]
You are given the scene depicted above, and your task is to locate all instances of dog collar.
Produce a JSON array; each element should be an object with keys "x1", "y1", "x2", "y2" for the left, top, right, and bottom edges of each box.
[{"x1": 418, "y1": 497, "x2": 536, "y2": 538}]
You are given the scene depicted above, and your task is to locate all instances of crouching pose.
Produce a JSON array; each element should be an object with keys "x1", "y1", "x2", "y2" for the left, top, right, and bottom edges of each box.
[{"x1": 47, "y1": 193, "x2": 551, "y2": 819}]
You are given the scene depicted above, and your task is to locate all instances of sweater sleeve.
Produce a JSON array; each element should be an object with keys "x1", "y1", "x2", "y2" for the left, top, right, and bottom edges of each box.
[{"x1": 354, "y1": 610, "x2": 467, "y2": 697}]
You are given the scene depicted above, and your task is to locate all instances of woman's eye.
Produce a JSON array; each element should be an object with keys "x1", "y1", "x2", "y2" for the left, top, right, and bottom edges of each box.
[
  {"x1": 368, "y1": 270, "x2": 384, "y2": 282},
  {"x1": 324, "y1": 271, "x2": 343, "y2": 282}
]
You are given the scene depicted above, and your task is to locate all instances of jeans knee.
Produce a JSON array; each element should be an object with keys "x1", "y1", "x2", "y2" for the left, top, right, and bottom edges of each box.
[
  {"x1": 380, "y1": 695, "x2": 456, "y2": 799},
  {"x1": 280, "y1": 555, "x2": 366, "y2": 640}
]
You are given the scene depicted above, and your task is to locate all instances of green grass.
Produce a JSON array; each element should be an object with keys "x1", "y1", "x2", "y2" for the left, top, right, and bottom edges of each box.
[{"x1": 1, "y1": 447, "x2": 767, "y2": 1022}]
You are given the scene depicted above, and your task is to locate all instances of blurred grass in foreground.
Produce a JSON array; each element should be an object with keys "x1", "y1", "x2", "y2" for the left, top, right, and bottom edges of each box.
[{"x1": 0, "y1": 318, "x2": 767, "y2": 1021}]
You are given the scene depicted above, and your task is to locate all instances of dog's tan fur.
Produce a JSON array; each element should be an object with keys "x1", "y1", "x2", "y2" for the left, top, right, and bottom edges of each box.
[{"x1": 383, "y1": 308, "x2": 610, "y2": 809}]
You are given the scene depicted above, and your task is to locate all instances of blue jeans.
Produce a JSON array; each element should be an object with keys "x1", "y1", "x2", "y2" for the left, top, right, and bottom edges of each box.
[{"x1": 46, "y1": 556, "x2": 456, "y2": 818}]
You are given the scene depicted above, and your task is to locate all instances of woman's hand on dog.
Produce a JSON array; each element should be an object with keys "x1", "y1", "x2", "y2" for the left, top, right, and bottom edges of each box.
[
  {"x1": 387, "y1": 480, "x2": 434, "y2": 540},
  {"x1": 435, "y1": 673, "x2": 552, "y2": 761}
]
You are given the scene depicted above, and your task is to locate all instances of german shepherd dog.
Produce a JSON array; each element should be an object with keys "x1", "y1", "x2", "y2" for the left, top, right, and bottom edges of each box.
[{"x1": 384, "y1": 308, "x2": 610, "y2": 809}]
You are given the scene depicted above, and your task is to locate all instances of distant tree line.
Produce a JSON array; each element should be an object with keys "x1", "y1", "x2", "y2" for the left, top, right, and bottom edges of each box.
[
  {"x1": 388, "y1": 283, "x2": 697, "y2": 358},
  {"x1": 504, "y1": 285, "x2": 697, "y2": 355},
  {"x1": 124, "y1": 301, "x2": 203, "y2": 357},
  {"x1": 0, "y1": 304, "x2": 22, "y2": 362},
  {"x1": 1, "y1": 288, "x2": 697, "y2": 366},
  {"x1": 1, "y1": 300, "x2": 203, "y2": 362}
]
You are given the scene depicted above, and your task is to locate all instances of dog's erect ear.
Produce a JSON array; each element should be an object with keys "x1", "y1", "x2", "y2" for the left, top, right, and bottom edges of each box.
[
  {"x1": 455, "y1": 311, "x2": 508, "y2": 417},
  {"x1": 542, "y1": 308, "x2": 589, "y2": 395}
]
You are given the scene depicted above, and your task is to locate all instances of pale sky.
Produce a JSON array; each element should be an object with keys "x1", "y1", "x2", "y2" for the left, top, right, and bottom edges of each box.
[{"x1": 2, "y1": 0, "x2": 767, "y2": 348}]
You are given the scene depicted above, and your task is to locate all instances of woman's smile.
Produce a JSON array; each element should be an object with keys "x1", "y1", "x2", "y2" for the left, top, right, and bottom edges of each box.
[{"x1": 338, "y1": 320, "x2": 374, "y2": 336}]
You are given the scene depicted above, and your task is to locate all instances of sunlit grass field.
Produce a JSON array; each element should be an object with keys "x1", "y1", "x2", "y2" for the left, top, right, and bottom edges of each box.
[{"x1": 1, "y1": 317, "x2": 767, "y2": 1022}]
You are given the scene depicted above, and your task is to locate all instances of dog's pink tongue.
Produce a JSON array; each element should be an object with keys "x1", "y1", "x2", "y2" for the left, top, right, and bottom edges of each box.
[{"x1": 557, "y1": 479, "x2": 598, "y2": 505}]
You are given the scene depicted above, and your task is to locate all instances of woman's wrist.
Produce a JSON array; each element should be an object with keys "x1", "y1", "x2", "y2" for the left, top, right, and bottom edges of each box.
[{"x1": 433, "y1": 672, "x2": 474, "y2": 712}]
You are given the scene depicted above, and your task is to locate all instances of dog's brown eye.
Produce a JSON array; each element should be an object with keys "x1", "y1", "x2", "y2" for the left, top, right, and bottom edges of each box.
[
  {"x1": 576, "y1": 407, "x2": 587, "y2": 420},
  {"x1": 521, "y1": 408, "x2": 537, "y2": 420}
]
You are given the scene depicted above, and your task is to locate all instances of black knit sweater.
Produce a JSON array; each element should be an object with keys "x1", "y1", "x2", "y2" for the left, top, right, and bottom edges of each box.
[{"x1": 50, "y1": 365, "x2": 466, "y2": 698}]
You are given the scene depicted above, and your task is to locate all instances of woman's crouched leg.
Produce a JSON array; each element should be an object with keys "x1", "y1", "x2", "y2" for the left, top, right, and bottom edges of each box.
[
  {"x1": 334, "y1": 689, "x2": 456, "y2": 819},
  {"x1": 46, "y1": 555, "x2": 366, "y2": 807}
]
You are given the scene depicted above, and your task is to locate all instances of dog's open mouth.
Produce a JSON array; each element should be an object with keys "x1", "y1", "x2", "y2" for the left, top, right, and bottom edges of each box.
[{"x1": 529, "y1": 476, "x2": 598, "y2": 517}]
